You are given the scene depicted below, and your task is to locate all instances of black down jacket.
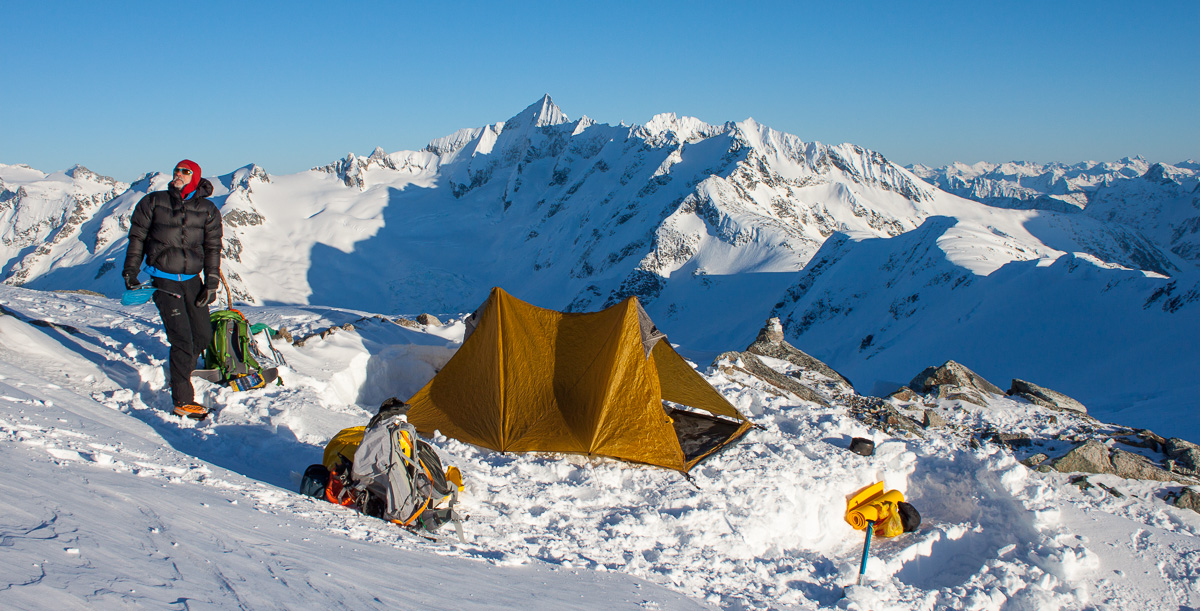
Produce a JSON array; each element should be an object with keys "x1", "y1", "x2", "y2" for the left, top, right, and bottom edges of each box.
[{"x1": 124, "y1": 178, "x2": 223, "y2": 288}]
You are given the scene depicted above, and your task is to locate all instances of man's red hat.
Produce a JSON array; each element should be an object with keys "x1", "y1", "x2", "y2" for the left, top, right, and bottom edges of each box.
[{"x1": 176, "y1": 159, "x2": 201, "y2": 197}]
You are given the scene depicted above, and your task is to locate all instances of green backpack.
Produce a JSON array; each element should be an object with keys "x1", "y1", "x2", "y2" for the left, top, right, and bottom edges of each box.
[{"x1": 205, "y1": 309, "x2": 262, "y2": 380}]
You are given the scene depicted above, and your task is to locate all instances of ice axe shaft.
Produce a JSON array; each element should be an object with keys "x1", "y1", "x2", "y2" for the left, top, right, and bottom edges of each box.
[
  {"x1": 136, "y1": 283, "x2": 182, "y2": 299},
  {"x1": 121, "y1": 285, "x2": 182, "y2": 305},
  {"x1": 857, "y1": 520, "x2": 874, "y2": 585}
]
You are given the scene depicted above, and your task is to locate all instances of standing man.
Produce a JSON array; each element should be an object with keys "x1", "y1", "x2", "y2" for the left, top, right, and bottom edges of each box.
[{"x1": 124, "y1": 159, "x2": 223, "y2": 419}]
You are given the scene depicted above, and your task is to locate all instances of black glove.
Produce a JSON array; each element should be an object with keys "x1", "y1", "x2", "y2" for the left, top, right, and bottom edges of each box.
[
  {"x1": 195, "y1": 288, "x2": 218, "y2": 307},
  {"x1": 123, "y1": 273, "x2": 139, "y2": 290}
]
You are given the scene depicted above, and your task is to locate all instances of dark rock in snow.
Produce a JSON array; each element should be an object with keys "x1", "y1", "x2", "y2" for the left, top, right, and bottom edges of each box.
[
  {"x1": 986, "y1": 432, "x2": 1033, "y2": 449},
  {"x1": 1113, "y1": 433, "x2": 1160, "y2": 452},
  {"x1": 275, "y1": 327, "x2": 293, "y2": 344},
  {"x1": 1175, "y1": 488, "x2": 1200, "y2": 513},
  {"x1": 888, "y1": 387, "x2": 923, "y2": 402},
  {"x1": 1136, "y1": 429, "x2": 1166, "y2": 452},
  {"x1": 54, "y1": 289, "x2": 105, "y2": 297},
  {"x1": 416, "y1": 313, "x2": 442, "y2": 326},
  {"x1": 1007, "y1": 379, "x2": 1087, "y2": 414},
  {"x1": 1165, "y1": 438, "x2": 1200, "y2": 472},
  {"x1": 922, "y1": 409, "x2": 947, "y2": 429},
  {"x1": 879, "y1": 405, "x2": 925, "y2": 438},
  {"x1": 1140, "y1": 429, "x2": 1167, "y2": 445},
  {"x1": 1110, "y1": 449, "x2": 1183, "y2": 483},
  {"x1": 844, "y1": 398, "x2": 924, "y2": 438},
  {"x1": 1052, "y1": 439, "x2": 1199, "y2": 484},
  {"x1": 1022, "y1": 453, "x2": 1049, "y2": 467}
]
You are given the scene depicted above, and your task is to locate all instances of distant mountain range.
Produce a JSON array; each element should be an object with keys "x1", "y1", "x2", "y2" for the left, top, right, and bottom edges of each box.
[{"x1": 2, "y1": 95, "x2": 1196, "y2": 430}]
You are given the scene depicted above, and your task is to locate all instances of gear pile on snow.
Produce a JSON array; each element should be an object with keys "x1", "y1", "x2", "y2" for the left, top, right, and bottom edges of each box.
[{"x1": 302, "y1": 399, "x2": 465, "y2": 539}]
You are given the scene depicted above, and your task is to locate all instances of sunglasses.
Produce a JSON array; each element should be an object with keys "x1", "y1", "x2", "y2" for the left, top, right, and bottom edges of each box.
[{"x1": 173, "y1": 167, "x2": 193, "y2": 175}]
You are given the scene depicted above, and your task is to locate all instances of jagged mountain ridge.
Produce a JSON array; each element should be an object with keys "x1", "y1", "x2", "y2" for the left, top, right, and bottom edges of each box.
[
  {"x1": 910, "y1": 158, "x2": 1200, "y2": 267},
  {"x1": 1, "y1": 96, "x2": 1195, "y2": 428},
  {"x1": 0, "y1": 164, "x2": 129, "y2": 285}
]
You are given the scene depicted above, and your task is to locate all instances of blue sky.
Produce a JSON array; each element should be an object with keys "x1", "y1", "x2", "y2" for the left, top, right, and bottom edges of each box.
[{"x1": 2, "y1": 1, "x2": 1196, "y2": 181}]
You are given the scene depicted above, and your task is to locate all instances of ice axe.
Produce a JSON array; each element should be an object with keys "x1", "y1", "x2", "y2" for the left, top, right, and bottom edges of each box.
[{"x1": 120, "y1": 284, "x2": 183, "y2": 306}]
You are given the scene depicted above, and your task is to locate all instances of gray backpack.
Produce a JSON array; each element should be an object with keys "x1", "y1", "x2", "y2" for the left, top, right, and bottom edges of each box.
[{"x1": 351, "y1": 415, "x2": 464, "y2": 539}]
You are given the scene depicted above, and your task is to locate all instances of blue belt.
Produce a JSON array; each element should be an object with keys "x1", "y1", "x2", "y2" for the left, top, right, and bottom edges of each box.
[{"x1": 145, "y1": 265, "x2": 198, "y2": 281}]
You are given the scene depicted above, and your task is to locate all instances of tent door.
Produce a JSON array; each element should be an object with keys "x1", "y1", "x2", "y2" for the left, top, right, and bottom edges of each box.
[{"x1": 665, "y1": 405, "x2": 743, "y2": 463}]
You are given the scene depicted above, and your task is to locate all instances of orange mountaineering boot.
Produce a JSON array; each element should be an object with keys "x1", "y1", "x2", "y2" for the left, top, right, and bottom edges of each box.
[{"x1": 173, "y1": 402, "x2": 210, "y2": 420}]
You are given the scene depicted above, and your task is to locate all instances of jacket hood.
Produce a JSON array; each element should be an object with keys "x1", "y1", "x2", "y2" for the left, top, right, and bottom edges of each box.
[{"x1": 168, "y1": 177, "x2": 214, "y2": 200}]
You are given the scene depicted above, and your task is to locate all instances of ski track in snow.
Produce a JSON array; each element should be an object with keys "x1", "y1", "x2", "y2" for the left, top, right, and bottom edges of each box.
[{"x1": 1, "y1": 285, "x2": 1198, "y2": 610}]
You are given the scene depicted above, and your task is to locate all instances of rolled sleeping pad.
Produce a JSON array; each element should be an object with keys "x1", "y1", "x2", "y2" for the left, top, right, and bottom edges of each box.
[
  {"x1": 324, "y1": 426, "x2": 366, "y2": 470},
  {"x1": 844, "y1": 484, "x2": 907, "y2": 528}
]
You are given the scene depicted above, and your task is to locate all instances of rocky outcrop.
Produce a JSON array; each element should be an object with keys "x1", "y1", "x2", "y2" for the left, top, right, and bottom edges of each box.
[
  {"x1": 416, "y1": 313, "x2": 442, "y2": 326},
  {"x1": 887, "y1": 387, "x2": 922, "y2": 402},
  {"x1": 1165, "y1": 438, "x2": 1200, "y2": 473},
  {"x1": 1051, "y1": 440, "x2": 1115, "y2": 474},
  {"x1": 922, "y1": 409, "x2": 948, "y2": 429},
  {"x1": 844, "y1": 396, "x2": 925, "y2": 438},
  {"x1": 715, "y1": 351, "x2": 829, "y2": 407},
  {"x1": 745, "y1": 318, "x2": 853, "y2": 388},
  {"x1": 1174, "y1": 488, "x2": 1200, "y2": 513},
  {"x1": 1051, "y1": 439, "x2": 1198, "y2": 485},
  {"x1": 908, "y1": 360, "x2": 1003, "y2": 407},
  {"x1": 1008, "y1": 379, "x2": 1087, "y2": 414},
  {"x1": 713, "y1": 317, "x2": 865, "y2": 407},
  {"x1": 1110, "y1": 449, "x2": 1178, "y2": 483}
]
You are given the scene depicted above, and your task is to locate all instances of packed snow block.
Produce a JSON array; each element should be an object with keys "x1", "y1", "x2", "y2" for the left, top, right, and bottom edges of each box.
[
  {"x1": 715, "y1": 351, "x2": 830, "y2": 407},
  {"x1": 745, "y1": 317, "x2": 854, "y2": 389},
  {"x1": 908, "y1": 360, "x2": 1003, "y2": 406},
  {"x1": 1007, "y1": 379, "x2": 1087, "y2": 414}
]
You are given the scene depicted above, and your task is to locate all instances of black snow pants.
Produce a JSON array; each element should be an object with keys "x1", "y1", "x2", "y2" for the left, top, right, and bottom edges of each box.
[{"x1": 152, "y1": 276, "x2": 212, "y2": 406}]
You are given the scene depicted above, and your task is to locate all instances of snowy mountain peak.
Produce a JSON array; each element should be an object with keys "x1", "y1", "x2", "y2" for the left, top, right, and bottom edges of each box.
[
  {"x1": 228, "y1": 163, "x2": 271, "y2": 189},
  {"x1": 63, "y1": 164, "x2": 119, "y2": 187},
  {"x1": 637, "y1": 113, "x2": 722, "y2": 145},
  {"x1": 503, "y1": 94, "x2": 569, "y2": 131},
  {"x1": 424, "y1": 126, "x2": 491, "y2": 156},
  {"x1": 1142, "y1": 162, "x2": 1185, "y2": 185}
]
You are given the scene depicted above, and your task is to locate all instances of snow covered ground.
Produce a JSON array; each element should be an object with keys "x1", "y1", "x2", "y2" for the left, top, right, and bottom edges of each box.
[{"x1": 1, "y1": 285, "x2": 1197, "y2": 610}]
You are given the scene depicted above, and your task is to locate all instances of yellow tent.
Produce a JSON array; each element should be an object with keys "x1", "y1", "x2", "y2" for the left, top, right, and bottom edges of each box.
[{"x1": 406, "y1": 287, "x2": 753, "y2": 472}]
